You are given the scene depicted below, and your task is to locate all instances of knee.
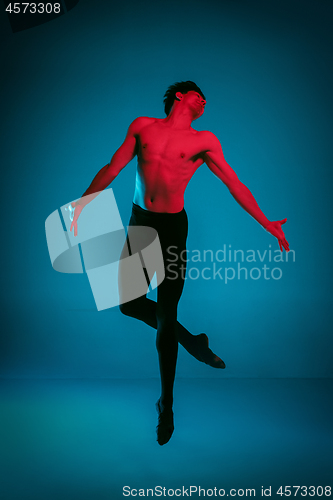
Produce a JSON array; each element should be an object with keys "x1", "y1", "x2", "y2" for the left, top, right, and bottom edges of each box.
[
  {"x1": 119, "y1": 297, "x2": 144, "y2": 317},
  {"x1": 157, "y1": 314, "x2": 177, "y2": 329},
  {"x1": 156, "y1": 305, "x2": 177, "y2": 326},
  {"x1": 156, "y1": 321, "x2": 178, "y2": 353},
  {"x1": 119, "y1": 301, "x2": 133, "y2": 316},
  {"x1": 156, "y1": 315, "x2": 177, "y2": 342}
]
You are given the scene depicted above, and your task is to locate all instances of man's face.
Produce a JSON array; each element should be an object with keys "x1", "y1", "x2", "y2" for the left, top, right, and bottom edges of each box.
[{"x1": 182, "y1": 90, "x2": 206, "y2": 119}]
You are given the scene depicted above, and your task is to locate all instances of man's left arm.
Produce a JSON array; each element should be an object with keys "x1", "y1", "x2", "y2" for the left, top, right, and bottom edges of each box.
[{"x1": 203, "y1": 132, "x2": 290, "y2": 252}]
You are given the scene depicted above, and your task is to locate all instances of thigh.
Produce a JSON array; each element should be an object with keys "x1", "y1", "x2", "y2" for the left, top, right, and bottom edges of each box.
[
  {"x1": 118, "y1": 217, "x2": 151, "y2": 305},
  {"x1": 156, "y1": 211, "x2": 188, "y2": 316}
]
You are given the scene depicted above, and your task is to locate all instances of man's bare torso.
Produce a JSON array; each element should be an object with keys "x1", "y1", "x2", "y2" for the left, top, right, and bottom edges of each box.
[{"x1": 133, "y1": 117, "x2": 208, "y2": 213}]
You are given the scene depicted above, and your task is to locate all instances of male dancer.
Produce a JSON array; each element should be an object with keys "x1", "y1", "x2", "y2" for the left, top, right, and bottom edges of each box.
[{"x1": 70, "y1": 81, "x2": 289, "y2": 445}]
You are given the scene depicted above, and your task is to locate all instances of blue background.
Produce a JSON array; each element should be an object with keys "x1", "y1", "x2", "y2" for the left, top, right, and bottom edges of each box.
[
  {"x1": 1, "y1": 0, "x2": 332, "y2": 379},
  {"x1": 1, "y1": 1, "x2": 332, "y2": 499}
]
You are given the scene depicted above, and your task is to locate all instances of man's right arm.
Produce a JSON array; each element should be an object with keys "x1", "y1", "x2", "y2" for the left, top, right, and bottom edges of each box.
[
  {"x1": 70, "y1": 117, "x2": 152, "y2": 236},
  {"x1": 75, "y1": 117, "x2": 145, "y2": 209}
]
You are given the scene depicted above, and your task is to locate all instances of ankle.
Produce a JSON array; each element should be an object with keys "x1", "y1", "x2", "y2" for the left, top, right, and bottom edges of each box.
[{"x1": 159, "y1": 397, "x2": 173, "y2": 411}]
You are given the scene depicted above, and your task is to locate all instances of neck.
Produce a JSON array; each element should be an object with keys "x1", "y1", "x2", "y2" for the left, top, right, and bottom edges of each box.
[{"x1": 163, "y1": 105, "x2": 194, "y2": 130}]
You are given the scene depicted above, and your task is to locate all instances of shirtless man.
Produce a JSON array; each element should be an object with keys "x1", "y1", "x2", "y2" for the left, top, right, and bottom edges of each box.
[{"x1": 70, "y1": 81, "x2": 289, "y2": 445}]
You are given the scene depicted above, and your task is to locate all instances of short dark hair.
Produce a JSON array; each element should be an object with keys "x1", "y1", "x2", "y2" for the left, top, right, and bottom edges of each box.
[{"x1": 163, "y1": 81, "x2": 206, "y2": 116}]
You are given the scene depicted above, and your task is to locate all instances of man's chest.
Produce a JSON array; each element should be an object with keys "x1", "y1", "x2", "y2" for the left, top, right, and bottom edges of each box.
[{"x1": 138, "y1": 126, "x2": 204, "y2": 161}]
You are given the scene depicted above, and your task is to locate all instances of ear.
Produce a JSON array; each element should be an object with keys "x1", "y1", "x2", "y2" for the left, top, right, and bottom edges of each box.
[{"x1": 175, "y1": 92, "x2": 183, "y2": 101}]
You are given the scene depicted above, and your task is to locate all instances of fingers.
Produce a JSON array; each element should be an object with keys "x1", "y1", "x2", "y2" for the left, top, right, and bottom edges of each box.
[
  {"x1": 279, "y1": 238, "x2": 290, "y2": 252},
  {"x1": 70, "y1": 219, "x2": 77, "y2": 237},
  {"x1": 283, "y1": 238, "x2": 290, "y2": 252}
]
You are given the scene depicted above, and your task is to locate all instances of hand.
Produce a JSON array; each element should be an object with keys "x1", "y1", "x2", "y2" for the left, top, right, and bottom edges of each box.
[
  {"x1": 265, "y1": 218, "x2": 290, "y2": 252},
  {"x1": 68, "y1": 201, "x2": 83, "y2": 237}
]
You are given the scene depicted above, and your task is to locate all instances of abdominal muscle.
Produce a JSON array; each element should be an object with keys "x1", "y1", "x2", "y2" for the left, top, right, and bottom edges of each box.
[{"x1": 133, "y1": 159, "x2": 192, "y2": 213}]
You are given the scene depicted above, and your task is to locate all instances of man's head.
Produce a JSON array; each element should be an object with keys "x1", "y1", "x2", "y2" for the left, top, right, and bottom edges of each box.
[{"x1": 163, "y1": 81, "x2": 206, "y2": 117}]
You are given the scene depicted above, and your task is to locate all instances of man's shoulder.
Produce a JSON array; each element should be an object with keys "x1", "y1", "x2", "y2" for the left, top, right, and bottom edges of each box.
[
  {"x1": 193, "y1": 129, "x2": 220, "y2": 148},
  {"x1": 129, "y1": 116, "x2": 157, "y2": 133},
  {"x1": 196, "y1": 129, "x2": 217, "y2": 139}
]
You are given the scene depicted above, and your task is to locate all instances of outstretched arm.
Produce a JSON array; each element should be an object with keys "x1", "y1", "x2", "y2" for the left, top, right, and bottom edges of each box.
[
  {"x1": 203, "y1": 132, "x2": 289, "y2": 252},
  {"x1": 76, "y1": 118, "x2": 142, "y2": 208},
  {"x1": 69, "y1": 117, "x2": 144, "y2": 236}
]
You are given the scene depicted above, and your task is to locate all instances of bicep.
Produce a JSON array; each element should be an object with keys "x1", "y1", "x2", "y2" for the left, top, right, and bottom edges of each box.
[
  {"x1": 204, "y1": 134, "x2": 239, "y2": 189},
  {"x1": 111, "y1": 120, "x2": 139, "y2": 165},
  {"x1": 107, "y1": 119, "x2": 145, "y2": 179}
]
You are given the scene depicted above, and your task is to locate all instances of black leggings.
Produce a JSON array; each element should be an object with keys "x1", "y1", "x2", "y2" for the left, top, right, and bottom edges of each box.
[{"x1": 119, "y1": 202, "x2": 189, "y2": 406}]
